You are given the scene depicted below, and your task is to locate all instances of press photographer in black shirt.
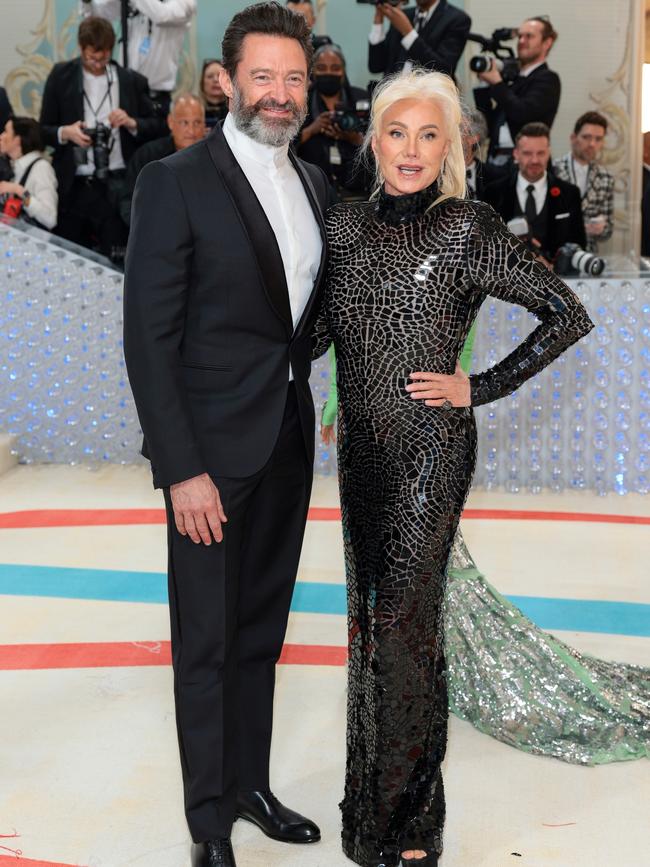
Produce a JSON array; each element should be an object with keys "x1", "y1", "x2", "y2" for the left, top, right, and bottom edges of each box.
[
  {"x1": 473, "y1": 16, "x2": 561, "y2": 165},
  {"x1": 297, "y1": 44, "x2": 370, "y2": 197}
]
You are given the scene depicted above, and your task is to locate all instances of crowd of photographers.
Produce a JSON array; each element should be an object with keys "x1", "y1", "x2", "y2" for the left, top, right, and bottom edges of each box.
[{"x1": 0, "y1": 0, "x2": 646, "y2": 273}]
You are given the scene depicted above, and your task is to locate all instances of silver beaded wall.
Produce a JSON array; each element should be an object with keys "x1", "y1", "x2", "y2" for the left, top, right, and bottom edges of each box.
[{"x1": 1, "y1": 221, "x2": 649, "y2": 494}]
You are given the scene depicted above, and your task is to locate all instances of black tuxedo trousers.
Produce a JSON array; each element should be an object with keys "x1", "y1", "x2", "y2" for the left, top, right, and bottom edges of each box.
[{"x1": 164, "y1": 385, "x2": 311, "y2": 842}]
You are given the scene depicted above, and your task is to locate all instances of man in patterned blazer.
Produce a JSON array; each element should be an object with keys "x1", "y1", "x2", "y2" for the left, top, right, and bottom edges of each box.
[{"x1": 553, "y1": 111, "x2": 614, "y2": 253}]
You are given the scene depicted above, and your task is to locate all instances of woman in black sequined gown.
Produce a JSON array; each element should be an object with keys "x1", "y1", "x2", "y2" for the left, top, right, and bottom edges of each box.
[{"x1": 312, "y1": 71, "x2": 593, "y2": 867}]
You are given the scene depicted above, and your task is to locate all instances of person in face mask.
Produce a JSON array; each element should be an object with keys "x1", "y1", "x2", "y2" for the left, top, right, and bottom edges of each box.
[{"x1": 297, "y1": 44, "x2": 371, "y2": 197}]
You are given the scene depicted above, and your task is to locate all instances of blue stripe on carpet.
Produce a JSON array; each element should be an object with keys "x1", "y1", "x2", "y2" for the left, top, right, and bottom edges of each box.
[{"x1": 0, "y1": 563, "x2": 648, "y2": 637}]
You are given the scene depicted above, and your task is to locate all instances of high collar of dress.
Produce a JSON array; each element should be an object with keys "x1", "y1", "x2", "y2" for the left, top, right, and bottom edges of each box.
[
  {"x1": 375, "y1": 180, "x2": 440, "y2": 226},
  {"x1": 223, "y1": 112, "x2": 289, "y2": 170}
]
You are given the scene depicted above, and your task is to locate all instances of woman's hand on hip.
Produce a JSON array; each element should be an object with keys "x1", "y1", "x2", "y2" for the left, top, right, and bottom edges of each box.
[{"x1": 406, "y1": 362, "x2": 471, "y2": 407}]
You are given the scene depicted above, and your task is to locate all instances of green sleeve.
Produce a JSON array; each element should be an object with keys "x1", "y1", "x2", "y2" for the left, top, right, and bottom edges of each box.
[
  {"x1": 459, "y1": 322, "x2": 477, "y2": 374},
  {"x1": 321, "y1": 344, "x2": 338, "y2": 426}
]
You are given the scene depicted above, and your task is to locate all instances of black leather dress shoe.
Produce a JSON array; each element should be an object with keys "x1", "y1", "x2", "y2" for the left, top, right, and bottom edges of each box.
[
  {"x1": 235, "y1": 789, "x2": 320, "y2": 843},
  {"x1": 191, "y1": 839, "x2": 237, "y2": 867}
]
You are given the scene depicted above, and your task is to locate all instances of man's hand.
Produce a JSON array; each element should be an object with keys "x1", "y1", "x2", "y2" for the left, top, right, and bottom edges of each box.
[
  {"x1": 373, "y1": 4, "x2": 385, "y2": 25},
  {"x1": 477, "y1": 62, "x2": 503, "y2": 86},
  {"x1": 380, "y1": 3, "x2": 414, "y2": 37},
  {"x1": 586, "y1": 216, "x2": 606, "y2": 237},
  {"x1": 170, "y1": 472, "x2": 228, "y2": 545},
  {"x1": 406, "y1": 362, "x2": 471, "y2": 407},
  {"x1": 109, "y1": 108, "x2": 137, "y2": 132},
  {"x1": 61, "y1": 121, "x2": 92, "y2": 147}
]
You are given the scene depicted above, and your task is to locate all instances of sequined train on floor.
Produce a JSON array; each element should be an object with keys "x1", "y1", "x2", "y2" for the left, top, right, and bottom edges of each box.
[{"x1": 444, "y1": 531, "x2": 650, "y2": 767}]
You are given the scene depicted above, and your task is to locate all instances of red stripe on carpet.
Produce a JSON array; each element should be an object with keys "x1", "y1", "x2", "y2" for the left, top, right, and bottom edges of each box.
[
  {"x1": 0, "y1": 507, "x2": 648, "y2": 529},
  {"x1": 0, "y1": 641, "x2": 347, "y2": 671},
  {"x1": 0, "y1": 857, "x2": 83, "y2": 867}
]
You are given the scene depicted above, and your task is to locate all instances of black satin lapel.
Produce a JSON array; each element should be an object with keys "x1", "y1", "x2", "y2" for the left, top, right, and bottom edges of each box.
[
  {"x1": 206, "y1": 125, "x2": 293, "y2": 336},
  {"x1": 289, "y1": 152, "x2": 328, "y2": 335}
]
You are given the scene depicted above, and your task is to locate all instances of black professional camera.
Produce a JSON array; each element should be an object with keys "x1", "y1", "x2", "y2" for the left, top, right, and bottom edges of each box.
[
  {"x1": 85, "y1": 122, "x2": 113, "y2": 181},
  {"x1": 468, "y1": 28, "x2": 520, "y2": 83},
  {"x1": 333, "y1": 99, "x2": 371, "y2": 133},
  {"x1": 555, "y1": 243, "x2": 606, "y2": 277}
]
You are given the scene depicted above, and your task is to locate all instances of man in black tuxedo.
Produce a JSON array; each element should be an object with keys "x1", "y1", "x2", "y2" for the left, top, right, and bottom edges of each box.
[
  {"x1": 39, "y1": 17, "x2": 162, "y2": 257},
  {"x1": 473, "y1": 16, "x2": 561, "y2": 166},
  {"x1": 484, "y1": 122, "x2": 586, "y2": 268},
  {"x1": 0, "y1": 88, "x2": 14, "y2": 182},
  {"x1": 368, "y1": 0, "x2": 471, "y2": 78},
  {"x1": 123, "y1": 5, "x2": 328, "y2": 866}
]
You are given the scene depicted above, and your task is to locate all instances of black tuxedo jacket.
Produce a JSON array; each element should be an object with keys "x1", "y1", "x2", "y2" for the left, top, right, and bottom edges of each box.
[
  {"x1": 123, "y1": 123, "x2": 330, "y2": 489},
  {"x1": 474, "y1": 63, "x2": 561, "y2": 155},
  {"x1": 642, "y1": 166, "x2": 650, "y2": 257},
  {"x1": 39, "y1": 58, "x2": 162, "y2": 208},
  {"x1": 484, "y1": 170, "x2": 586, "y2": 258},
  {"x1": 368, "y1": 0, "x2": 471, "y2": 77}
]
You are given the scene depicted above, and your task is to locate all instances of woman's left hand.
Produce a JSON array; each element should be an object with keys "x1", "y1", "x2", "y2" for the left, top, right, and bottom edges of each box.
[{"x1": 406, "y1": 362, "x2": 471, "y2": 407}]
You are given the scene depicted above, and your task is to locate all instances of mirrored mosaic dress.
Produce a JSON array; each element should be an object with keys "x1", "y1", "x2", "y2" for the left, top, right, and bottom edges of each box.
[{"x1": 312, "y1": 184, "x2": 594, "y2": 866}]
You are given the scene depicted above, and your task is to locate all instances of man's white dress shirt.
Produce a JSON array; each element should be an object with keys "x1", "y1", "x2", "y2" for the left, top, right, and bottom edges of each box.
[
  {"x1": 369, "y1": 1, "x2": 439, "y2": 74},
  {"x1": 66, "y1": 66, "x2": 128, "y2": 175},
  {"x1": 222, "y1": 113, "x2": 322, "y2": 381},
  {"x1": 516, "y1": 170, "x2": 548, "y2": 216},
  {"x1": 81, "y1": 0, "x2": 196, "y2": 92}
]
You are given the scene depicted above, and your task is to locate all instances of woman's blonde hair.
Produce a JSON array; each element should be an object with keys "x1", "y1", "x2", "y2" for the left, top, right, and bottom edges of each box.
[{"x1": 363, "y1": 68, "x2": 466, "y2": 204}]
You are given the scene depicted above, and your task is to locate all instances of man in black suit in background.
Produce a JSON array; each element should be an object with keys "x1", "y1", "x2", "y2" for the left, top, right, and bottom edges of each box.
[
  {"x1": 0, "y1": 88, "x2": 15, "y2": 182},
  {"x1": 474, "y1": 16, "x2": 561, "y2": 166},
  {"x1": 484, "y1": 122, "x2": 586, "y2": 269},
  {"x1": 124, "y1": 5, "x2": 328, "y2": 866},
  {"x1": 39, "y1": 17, "x2": 162, "y2": 257},
  {"x1": 368, "y1": 0, "x2": 471, "y2": 78}
]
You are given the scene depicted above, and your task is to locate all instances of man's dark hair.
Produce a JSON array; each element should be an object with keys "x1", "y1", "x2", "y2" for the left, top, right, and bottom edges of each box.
[
  {"x1": 78, "y1": 16, "x2": 116, "y2": 52},
  {"x1": 10, "y1": 116, "x2": 44, "y2": 155},
  {"x1": 574, "y1": 111, "x2": 608, "y2": 135},
  {"x1": 526, "y1": 15, "x2": 558, "y2": 46},
  {"x1": 286, "y1": 0, "x2": 313, "y2": 5},
  {"x1": 221, "y1": 2, "x2": 313, "y2": 78},
  {"x1": 516, "y1": 122, "x2": 551, "y2": 144}
]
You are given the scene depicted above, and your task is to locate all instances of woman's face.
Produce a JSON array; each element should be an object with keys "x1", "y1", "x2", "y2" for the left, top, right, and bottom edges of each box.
[
  {"x1": 202, "y1": 62, "x2": 225, "y2": 103},
  {"x1": 0, "y1": 120, "x2": 21, "y2": 159},
  {"x1": 372, "y1": 97, "x2": 450, "y2": 197}
]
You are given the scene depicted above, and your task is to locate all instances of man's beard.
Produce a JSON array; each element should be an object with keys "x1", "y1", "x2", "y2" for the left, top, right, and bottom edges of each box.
[{"x1": 230, "y1": 80, "x2": 307, "y2": 148}]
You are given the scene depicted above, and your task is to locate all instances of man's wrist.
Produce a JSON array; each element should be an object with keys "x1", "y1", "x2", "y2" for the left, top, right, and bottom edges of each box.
[{"x1": 400, "y1": 28, "x2": 418, "y2": 51}]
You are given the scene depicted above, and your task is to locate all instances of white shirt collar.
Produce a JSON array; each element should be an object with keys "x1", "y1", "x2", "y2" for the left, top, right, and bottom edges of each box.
[
  {"x1": 517, "y1": 170, "x2": 547, "y2": 195},
  {"x1": 416, "y1": 1, "x2": 439, "y2": 25},
  {"x1": 519, "y1": 59, "x2": 546, "y2": 78},
  {"x1": 222, "y1": 112, "x2": 289, "y2": 170}
]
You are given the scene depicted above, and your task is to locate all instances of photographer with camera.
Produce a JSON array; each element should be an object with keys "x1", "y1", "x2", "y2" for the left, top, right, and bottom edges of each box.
[
  {"x1": 0, "y1": 117, "x2": 58, "y2": 230},
  {"x1": 367, "y1": 0, "x2": 471, "y2": 78},
  {"x1": 40, "y1": 16, "x2": 160, "y2": 258},
  {"x1": 473, "y1": 17, "x2": 560, "y2": 166},
  {"x1": 80, "y1": 0, "x2": 196, "y2": 118},
  {"x1": 553, "y1": 111, "x2": 614, "y2": 253},
  {"x1": 484, "y1": 122, "x2": 586, "y2": 271},
  {"x1": 298, "y1": 43, "x2": 370, "y2": 196}
]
